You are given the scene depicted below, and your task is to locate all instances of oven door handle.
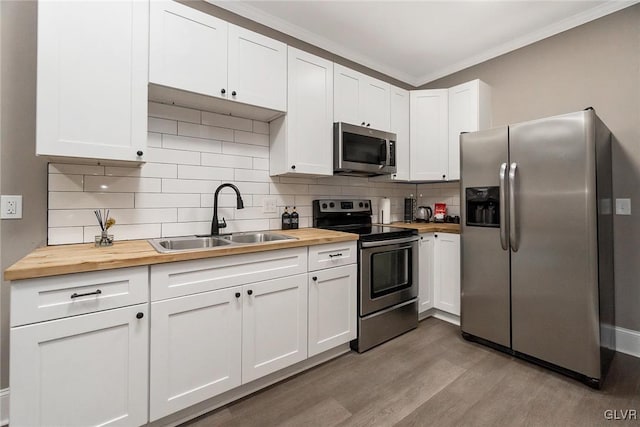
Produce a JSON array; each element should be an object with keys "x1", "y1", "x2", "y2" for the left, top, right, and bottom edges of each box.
[{"x1": 360, "y1": 236, "x2": 419, "y2": 248}]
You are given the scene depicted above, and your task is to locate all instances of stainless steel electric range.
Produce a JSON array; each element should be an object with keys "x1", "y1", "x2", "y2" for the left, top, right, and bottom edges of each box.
[{"x1": 313, "y1": 199, "x2": 419, "y2": 352}]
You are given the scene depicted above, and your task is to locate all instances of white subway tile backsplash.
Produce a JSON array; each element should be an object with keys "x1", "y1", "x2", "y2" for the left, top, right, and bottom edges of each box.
[
  {"x1": 105, "y1": 163, "x2": 178, "y2": 179},
  {"x1": 49, "y1": 174, "x2": 84, "y2": 192},
  {"x1": 145, "y1": 147, "x2": 200, "y2": 165},
  {"x1": 252, "y1": 121, "x2": 269, "y2": 135},
  {"x1": 47, "y1": 105, "x2": 429, "y2": 245},
  {"x1": 222, "y1": 141, "x2": 269, "y2": 158},
  {"x1": 202, "y1": 111, "x2": 252, "y2": 132},
  {"x1": 201, "y1": 152, "x2": 253, "y2": 169},
  {"x1": 178, "y1": 122, "x2": 234, "y2": 142},
  {"x1": 49, "y1": 163, "x2": 104, "y2": 176},
  {"x1": 49, "y1": 192, "x2": 134, "y2": 209},
  {"x1": 178, "y1": 165, "x2": 234, "y2": 181},
  {"x1": 135, "y1": 193, "x2": 200, "y2": 209},
  {"x1": 162, "y1": 134, "x2": 222, "y2": 154},
  {"x1": 234, "y1": 130, "x2": 269, "y2": 147},
  {"x1": 148, "y1": 102, "x2": 200, "y2": 124},
  {"x1": 84, "y1": 176, "x2": 161, "y2": 193},
  {"x1": 162, "y1": 179, "x2": 222, "y2": 194},
  {"x1": 148, "y1": 117, "x2": 177, "y2": 134}
]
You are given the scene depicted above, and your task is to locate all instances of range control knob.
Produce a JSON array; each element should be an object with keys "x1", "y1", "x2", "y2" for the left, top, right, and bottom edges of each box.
[
  {"x1": 322, "y1": 203, "x2": 328, "y2": 209},
  {"x1": 359, "y1": 202, "x2": 364, "y2": 208},
  {"x1": 329, "y1": 202, "x2": 335, "y2": 208},
  {"x1": 365, "y1": 202, "x2": 369, "y2": 208}
]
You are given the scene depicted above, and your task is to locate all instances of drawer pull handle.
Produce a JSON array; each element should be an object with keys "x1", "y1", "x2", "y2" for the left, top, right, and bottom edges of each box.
[
  {"x1": 312, "y1": 276, "x2": 318, "y2": 281},
  {"x1": 328, "y1": 253, "x2": 343, "y2": 258},
  {"x1": 136, "y1": 312, "x2": 144, "y2": 319},
  {"x1": 70, "y1": 289, "x2": 102, "y2": 299}
]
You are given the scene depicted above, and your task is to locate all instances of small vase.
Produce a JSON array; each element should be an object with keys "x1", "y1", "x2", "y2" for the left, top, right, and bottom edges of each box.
[{"x1": 95, "y1": 231, "x2": 114, "y2": 247}]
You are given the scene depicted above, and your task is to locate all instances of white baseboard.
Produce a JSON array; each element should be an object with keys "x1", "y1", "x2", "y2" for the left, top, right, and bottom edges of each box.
[
  {"x1": 1, "y1": 388, "x2": 9, "y2": 426},
  {"x1": 615, "y1": 326, "x2": 640, "y2": 358},
  {"x1": 419, "y1": 308, "x2": 460, "y2": 326}
]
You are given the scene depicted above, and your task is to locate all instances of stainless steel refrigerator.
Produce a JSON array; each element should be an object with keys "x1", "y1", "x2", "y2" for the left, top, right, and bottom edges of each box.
[{"x1": 460, "y1": 109, "x2": 615, "y2": 388}]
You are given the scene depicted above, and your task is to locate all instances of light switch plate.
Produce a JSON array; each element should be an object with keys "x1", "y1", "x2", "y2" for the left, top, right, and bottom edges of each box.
[
  {"x1": 263, "y1": 197, "x2": 277, "y2": 213},
  {"x1": 1, "y1": 195, "x2": 23, "y2": 219},
  {"x1": 615, "y1": 198, "x2": 631, "y2": 215}
]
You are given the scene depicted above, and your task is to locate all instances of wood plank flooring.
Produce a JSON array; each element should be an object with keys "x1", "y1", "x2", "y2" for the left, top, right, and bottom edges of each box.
[{"x1": 184, "y1": 318, "x2": 640, "y2": 427}]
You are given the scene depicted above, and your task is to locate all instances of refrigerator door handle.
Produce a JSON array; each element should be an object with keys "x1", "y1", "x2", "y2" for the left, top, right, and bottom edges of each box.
[
  {"x1": 499, "y1": 163, "x2": 509, "y2": 250},
  {"x1": 509, "y1": 162, "x2": 519, "y2": 252}
]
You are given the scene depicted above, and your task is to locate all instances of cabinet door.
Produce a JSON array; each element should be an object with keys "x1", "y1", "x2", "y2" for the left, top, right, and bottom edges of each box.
[
  {"x1": 361, "y1": 76, "x2": 391, "y2": 131},
  {"x1": 149, "y1": 287, "x2": 242, "y2": 421},
  {"x1": 283, "y1": 47, "x2": 334, "y2": 175},
  {"x1": 434, "y1": 233, "x2": 461, "y2": 315},
  {"x1": 10, "y1": 304, "x2": 148, "y2": 427},
  {"x1": 390, "y1": 86, "x2": 410, "y2": 181},
  {"x1": 334, "y1": 64, "x2": 361, "y2": 125},
  {"x1": 410, "y1": 89, "x2": 449, "y2": 181},
  {"x1": 448, "y1": 80, "x2": 480, "y2": 181},
  {"x1": 228, "y1": 24, "x2": 287, "y2": 111},
  {"x1": 242, "y1": 274, "x2": 308, "y2": 383},
  {"x1": 418, "y1": 233, "x2": 435, "y2": 313},
  {"x1": 150, "y1": 0, "x2": 228, "y2": 98},
  {"x1": 308, "y1": 265, "x2": 357, "y2": 356},
  {"x1": 37, "y1": 1, "x2": 148, "y2": 163}
]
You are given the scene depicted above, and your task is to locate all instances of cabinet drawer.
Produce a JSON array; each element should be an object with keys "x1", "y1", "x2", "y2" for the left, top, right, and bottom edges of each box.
[
  {"x1": 11, "y1": 267, "x2": 149, "y2": 327},
  {"x1": 151, "y1": 247, "x2": 307, "y2": 301},
  {"x1": 308, "y1": 242, "x2": 357, "y2": 272}
]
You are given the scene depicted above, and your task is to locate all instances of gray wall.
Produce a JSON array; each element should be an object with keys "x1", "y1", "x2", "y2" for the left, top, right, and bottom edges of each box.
[
  {"x1": 0, "y1": 0, "x2": 48, "y2": 390},
  {"x1": 421, "y1": 4, "x2": 640, "y2": 331}
]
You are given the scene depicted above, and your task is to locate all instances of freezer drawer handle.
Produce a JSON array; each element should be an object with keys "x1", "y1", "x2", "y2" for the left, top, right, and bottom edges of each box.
[
  {"x1": 70, "y1": 289, "x2": 102, "y2": 299},
  {"x1": 499, "y1": 162, "x2": 509, "y2": 250},
  {"x1": 509, "y1": 162, "x2": 519, "y2": 252}
]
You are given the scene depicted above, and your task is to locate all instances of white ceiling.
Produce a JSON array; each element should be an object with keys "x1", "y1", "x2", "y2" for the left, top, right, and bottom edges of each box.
[{"x1": 212, "y1": 0, "x2": 637, "y2": 86}]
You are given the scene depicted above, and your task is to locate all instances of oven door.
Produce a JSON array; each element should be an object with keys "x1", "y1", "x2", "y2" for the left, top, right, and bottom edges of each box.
[{"x1": 359, "y1": 236, "x2": 419, "y2": 316}]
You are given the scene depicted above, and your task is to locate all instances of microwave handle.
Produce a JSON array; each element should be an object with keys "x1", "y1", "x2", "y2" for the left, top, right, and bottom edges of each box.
[{"x1": 379, "y1": 140, "x2": 387, "y2": 166}]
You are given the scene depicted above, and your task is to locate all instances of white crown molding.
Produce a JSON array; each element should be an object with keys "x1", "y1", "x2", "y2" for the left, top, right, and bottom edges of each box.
[
  {"x1": 208, "y1": 0, "x2": 419, "y2": 85},
  {"x1": 210, "y1": 0, "x2": 639, "y2": 88},
  {"x1": 416, "y1": 0, "x2": 640, "y2": 85}
]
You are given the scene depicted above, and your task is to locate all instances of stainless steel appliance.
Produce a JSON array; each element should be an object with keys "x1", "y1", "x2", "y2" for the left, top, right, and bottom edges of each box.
[
  {"x1": 460, "y1": 109, "x2": 615, "y2": 388},
  {"x1": 334, "y1": 122, "x2": 397, "y2": 177},
  {"x1": 313, "y1": 199, "x2": 419, "y2": 352},
  {"x1": 415, "y1": 206, "x2": 432, "y2": 222}
]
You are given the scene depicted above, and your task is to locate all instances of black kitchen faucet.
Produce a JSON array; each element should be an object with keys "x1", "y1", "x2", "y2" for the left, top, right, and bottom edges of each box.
[{"x1": 211, "y1": 183, "x2": 244, "y2": 235}]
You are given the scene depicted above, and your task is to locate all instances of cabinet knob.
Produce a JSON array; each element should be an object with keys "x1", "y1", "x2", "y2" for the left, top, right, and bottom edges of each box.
[
  {"x1": 420, "y1": 236, "x2": 423, "y2": 240},
  {"x1": 232, "y1": 91, "x2": 237, "y2": 96},
  {"x1": 221, "y1": 88, "x2": 226, "y2": 94},
  {"x1": 442, "y1": 174, "x2": 446, "y2": 179},
  {"x1": 235, "y1": 292, "x2": 241, "y2": 298},
  {"x1": 136, "y1": 150, "x2": 143, "y2": 156},
  {"x1": 247, "y1": 289, "x2": 253, "y2": 295},
  {"x1": 435, "y1": 234, "x2": 438, "y2": 238},
  {"x1": 312, "y1": 276, "x2": 317, "y2": 281},
  {"x1": 136, "y1": 312, "x2": 144, "y2": 319},
  {"x1": 291, "y1": 165, "x2": 296, "y2": 170},
  {"x1": 361, "y1": 122, "x2": 365, "y2": 126},
  {"x1": 366, "y1": 123, "x2": 370, "y2": 127}
]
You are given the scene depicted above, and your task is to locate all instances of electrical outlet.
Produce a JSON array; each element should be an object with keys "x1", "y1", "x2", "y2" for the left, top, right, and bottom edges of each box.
[
  {"x1": 263, "y1": 197, "x2": 277, "y2": 213},
  {"x1": 1, "y1": 195, "x2": 23, "y2": 219},
  {"x1": 615, "y1": 198, "x2": 631, "y2": 215}
]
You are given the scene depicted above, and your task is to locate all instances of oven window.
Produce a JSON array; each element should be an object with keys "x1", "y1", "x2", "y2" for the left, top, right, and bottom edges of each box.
[
  {"x1": 370, "y1": 248, "x2": 411, "y2": 298},
  {"x1": 343, "y1": 132, "x2": 386, "y2": 165}
]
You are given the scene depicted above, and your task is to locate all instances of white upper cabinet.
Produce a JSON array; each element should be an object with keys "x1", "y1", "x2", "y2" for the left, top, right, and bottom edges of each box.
[
  {"x1": 36, "y1": 0, "x2": 148, "y2": 163},
  {"x1": 334, "y1": 64, "x2": 390, "y2": 131},
  {"x1": 270, "y1": 47, "x2": 334, "y2": 176},
  {"x1": 149, "y1": 1, "x2": 227, "y2": 98},
  {"x1": 228, "y1": 24, "x2": 287, "y2": 111},
  {"x1": 150, "y1": 1, "x2": 286, "y2": 112},
  {"x1": 410, "y1": 89, "x2": 449, "y2": 181},
  {"x1": 447, "y1": 79, "x2": 491, "y2": 180},
  {"x1": 390, "y1": 85, "x2": 411, "y2": 181}
]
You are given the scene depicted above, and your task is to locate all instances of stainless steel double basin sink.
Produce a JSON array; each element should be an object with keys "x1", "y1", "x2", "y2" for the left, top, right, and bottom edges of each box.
[{"x1": 148, "y1": 232, "x2": 297, "y2": 253}]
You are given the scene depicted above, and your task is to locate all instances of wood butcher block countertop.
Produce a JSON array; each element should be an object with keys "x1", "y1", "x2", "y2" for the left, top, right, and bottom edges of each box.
[
  {"x1": 4, "y1": 228, "x2": 358, "y2": 281},
  {"x1": 386, "y1": 222, "x2": 461, "y2": 234}
]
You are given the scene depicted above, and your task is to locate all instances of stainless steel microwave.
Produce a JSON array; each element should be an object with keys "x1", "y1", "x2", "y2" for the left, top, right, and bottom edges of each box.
[{"x1": 333, "y1": 122, "x2": 397, "y2": 177}]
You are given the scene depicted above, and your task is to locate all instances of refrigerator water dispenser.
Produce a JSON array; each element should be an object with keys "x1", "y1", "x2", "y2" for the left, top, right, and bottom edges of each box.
[{"x1": 465, "y1": 187, "x2": 500, "y2": 227}]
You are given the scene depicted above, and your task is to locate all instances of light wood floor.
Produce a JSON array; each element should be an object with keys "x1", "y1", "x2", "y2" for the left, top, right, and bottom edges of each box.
[{"x1": 184, "y1": 318, "x2": 640, "y2": 427}]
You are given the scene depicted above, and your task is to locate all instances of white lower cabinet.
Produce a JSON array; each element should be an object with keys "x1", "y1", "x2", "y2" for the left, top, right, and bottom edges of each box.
[
  {"x1": 242, "y1": 274, "x2": 308, "y2": 383},
  {"x1": 419, "y1": 232, "x2": 461, "y2": 316},
  {"x1": 10, "y1": 304, "x2": 149, "y2": 427},
  {"x1": 149, "y1": 287, "x2": 242, "y2": 421},
  {"x1": 308, "y1": 264, "x2": 357, "y2": 356}
]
